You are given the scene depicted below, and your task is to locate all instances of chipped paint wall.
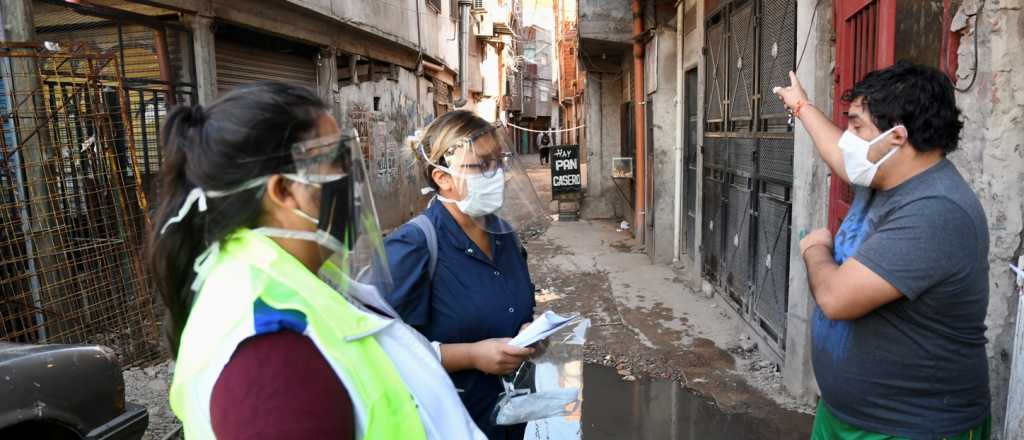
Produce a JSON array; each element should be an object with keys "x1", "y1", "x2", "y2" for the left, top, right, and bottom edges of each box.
[
  {"x1": 337, "y1": 68, "x2": 435, "y2": 231},
  {"x1": 947, "y1": 0, "x2": 1024, "y2": 433}
]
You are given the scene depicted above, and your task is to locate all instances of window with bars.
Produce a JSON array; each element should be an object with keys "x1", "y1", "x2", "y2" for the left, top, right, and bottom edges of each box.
[{"x1": 426, "y1": 0, "x2": 442, "y2": 14}]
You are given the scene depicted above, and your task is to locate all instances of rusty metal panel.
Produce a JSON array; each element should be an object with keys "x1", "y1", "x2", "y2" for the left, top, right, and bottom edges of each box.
[{"x1": 0, "y1": 43, "x2": 161, "y2": 366}]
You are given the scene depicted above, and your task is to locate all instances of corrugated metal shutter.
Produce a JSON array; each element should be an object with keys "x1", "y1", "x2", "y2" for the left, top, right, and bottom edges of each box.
[{"x1": 216, "y1": 40, "x2": 316, "y2": 95}]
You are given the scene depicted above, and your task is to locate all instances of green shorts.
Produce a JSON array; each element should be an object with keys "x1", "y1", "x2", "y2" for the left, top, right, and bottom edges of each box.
[{"x1": 811, "y1": 400, "x2": 991, "y2": 440}]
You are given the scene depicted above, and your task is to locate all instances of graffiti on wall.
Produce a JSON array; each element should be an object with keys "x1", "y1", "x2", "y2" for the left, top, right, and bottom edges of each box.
[{"x1": 343, "y1": 88, "x2": 431, "y2": 185}]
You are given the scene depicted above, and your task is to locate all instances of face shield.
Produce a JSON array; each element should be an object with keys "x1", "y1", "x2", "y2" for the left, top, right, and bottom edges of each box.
[
  {"x1": 262, "y1": 130, "x2": 393, "y2": 297},
  {"x1": 422, "y1": 122, "x2": 549, "y2": 235}
]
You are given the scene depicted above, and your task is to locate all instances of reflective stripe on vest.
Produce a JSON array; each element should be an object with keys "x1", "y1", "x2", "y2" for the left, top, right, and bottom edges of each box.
[{"x1": 169, "y1": 228, "x2": 427, "y2": 440}]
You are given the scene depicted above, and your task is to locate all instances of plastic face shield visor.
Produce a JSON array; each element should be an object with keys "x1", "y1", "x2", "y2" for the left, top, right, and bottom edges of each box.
[{"x1": 420, "y1": 122, "x2": 550, "y2": 235}]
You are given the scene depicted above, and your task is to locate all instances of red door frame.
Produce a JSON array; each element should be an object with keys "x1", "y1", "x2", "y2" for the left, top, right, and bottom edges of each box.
[{"x1": 828, "y1": 0, "x2": 896, "y2": 234}]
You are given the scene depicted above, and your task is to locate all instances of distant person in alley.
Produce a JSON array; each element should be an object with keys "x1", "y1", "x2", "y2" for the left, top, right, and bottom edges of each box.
[
  {"x1": 775, "y1": 62, "x2": 991, "y2": 439},
  {"x1": 149, "y1": 82, "x2": 484, "y2": 440},
  {"x1": 538, "y1": 128, "x2": 552, "y2": 165},
  {"x1": 385, "y1": 111, "x2": 550, "y2": 439}
]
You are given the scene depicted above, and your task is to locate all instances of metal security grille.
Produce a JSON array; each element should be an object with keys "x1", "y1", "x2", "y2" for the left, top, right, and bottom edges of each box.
[
  {"x1": 727, "y1": 0, "x2": 755, "y2": 126},
  {"x1": 701, "y1": 0, "x2": 796, "y2": 355},
  {"x1": 728, "y1": 135, "x2": 756, "y2": 176},
  {"x1": 0, "y1": 43, "x2": 161, "y2": 366},
  {"x1": 704, "y1": 15, "x2": 726, "y2": 124},
  {"x1": 757, "y1": 136, "x2": 794, "y2": 183},
  {"x1": 758, "y1": 0, "x2": 797, "y2": 120},
  {"x1": 752, "y1": 193, "x2": 791, "y2": 344},
  {"x1": 32, "y1": 0, "x2": 197, "y2": 193},
  {"x1": 723, "y1": 175, "x2": 753, "y2": 306},
  {"x1": 704, "y1": 135, "x2": 727, "y2": 169},
  {"x1": 701, "y1": 170, "x2": 725, "y2": 282}
]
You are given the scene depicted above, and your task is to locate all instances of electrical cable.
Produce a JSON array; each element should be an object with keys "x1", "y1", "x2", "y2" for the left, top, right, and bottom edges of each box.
[
  {"x1": 794, "y1": 0, "x2": 823, "y2": 74},
  {"x1": 953, "y1": 0, "x2": 984, "y2": 93},
  {"x1": 506, "y1": 121, "x2": 585, "y2": 133}
]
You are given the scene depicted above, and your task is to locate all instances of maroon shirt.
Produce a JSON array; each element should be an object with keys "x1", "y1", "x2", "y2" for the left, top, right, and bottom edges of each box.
[{"x1": 210, "y1": 331, "x2": 354, "y2": 439}]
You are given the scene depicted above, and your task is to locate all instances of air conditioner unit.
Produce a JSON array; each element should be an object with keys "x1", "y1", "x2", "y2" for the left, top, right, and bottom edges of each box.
[{"x1": 475, "y1": 14, "x2": 494, "y2": 38}]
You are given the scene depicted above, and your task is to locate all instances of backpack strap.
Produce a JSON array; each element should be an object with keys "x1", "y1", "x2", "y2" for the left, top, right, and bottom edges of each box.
[{"x1": 409, "y1": 214, "x2": 437, "y2": 280}]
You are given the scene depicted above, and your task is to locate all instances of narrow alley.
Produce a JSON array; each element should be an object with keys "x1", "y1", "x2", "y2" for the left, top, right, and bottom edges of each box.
[
  {"x1": 1, "y1": 0, "x2": 1023, "y2": 439},
  {"x1": 522, "y1": 156, "x2": 813, "y2": 439}
]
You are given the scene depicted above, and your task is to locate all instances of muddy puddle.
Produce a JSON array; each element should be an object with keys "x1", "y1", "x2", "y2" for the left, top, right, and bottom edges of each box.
[{"x1": 580, "y1": 364, "x2": 813, "y2": 440}]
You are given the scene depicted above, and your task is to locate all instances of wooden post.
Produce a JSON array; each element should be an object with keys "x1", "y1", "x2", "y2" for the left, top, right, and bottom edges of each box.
[
  {"x1": 1005, "y1": 256, "x2": 1024, "y2": 439},
  {"x1": 188, "y1": 15, "x2": 218, "y2": 105},
  {"x1": 316, "y1": 48, "x2": 340, "y2": 121}
]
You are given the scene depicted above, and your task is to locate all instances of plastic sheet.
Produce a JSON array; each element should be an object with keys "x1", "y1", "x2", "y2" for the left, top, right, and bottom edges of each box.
[{"x1": 492, "y1": 318, "x2": 590, "y2": 426}]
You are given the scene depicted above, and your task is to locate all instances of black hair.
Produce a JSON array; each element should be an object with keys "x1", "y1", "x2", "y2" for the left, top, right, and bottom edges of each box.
[
  {"x1": 841, "y1": 60, "x2": 963, "y2": 154},
  {"x1": 147, "y1": 82, "x2": 328, "y2": 356}
]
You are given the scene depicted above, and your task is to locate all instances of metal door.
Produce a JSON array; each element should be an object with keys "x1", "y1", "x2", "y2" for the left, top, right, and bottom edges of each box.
[
  {"x1": 829, "y1": 0, "x2": 895, "y2": 233},
  {"x1": 216, "y1": 39, "x2": 317, "y2": 96}
]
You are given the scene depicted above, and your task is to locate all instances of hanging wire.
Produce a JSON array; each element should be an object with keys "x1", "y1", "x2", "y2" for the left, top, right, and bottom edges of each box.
[
  {"x1": 507, "y1": 121, "x2": 585, "y2": 133},
  {"x1": 794, "y1": 0, "x2": 823, "y2": 73},
  {"x1": 953, "y1": 0, "x2": 985, "y2": 93}
]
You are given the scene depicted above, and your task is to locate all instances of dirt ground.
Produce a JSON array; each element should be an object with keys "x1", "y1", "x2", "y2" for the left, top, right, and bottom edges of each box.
[
  {"x1": 520, "y1": 154, "x2": 814, "y2": 428},
  {"x1": 124, "y1": 154, "x2": 813, "y2": 439}
]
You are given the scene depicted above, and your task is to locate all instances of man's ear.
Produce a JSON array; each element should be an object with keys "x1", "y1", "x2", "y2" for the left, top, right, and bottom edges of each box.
[{"x1": 890, "y1": 125, "x2": 909, "y2": 147}]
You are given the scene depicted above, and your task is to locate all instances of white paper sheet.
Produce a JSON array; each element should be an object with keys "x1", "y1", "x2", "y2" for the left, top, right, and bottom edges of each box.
[{"x1": 509, "y1": 310, "x2": 577, "y2": 348}]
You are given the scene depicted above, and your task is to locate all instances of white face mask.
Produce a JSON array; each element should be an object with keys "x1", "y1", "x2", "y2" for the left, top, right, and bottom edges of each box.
[
  {"x1": 838, "y1": 125, "x2": 905, "y2": 187},
  {"x1": 437, "y1": 168, "x2": 505, "y2": 217}
]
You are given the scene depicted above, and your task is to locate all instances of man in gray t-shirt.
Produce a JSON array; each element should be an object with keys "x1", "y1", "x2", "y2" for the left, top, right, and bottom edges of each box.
[{"x1": 775, "y1": 62, "x2": 991, "y2": 438}]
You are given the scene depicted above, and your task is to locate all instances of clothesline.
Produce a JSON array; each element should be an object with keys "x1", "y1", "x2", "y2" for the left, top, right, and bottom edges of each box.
[{"x1": 505, "y1": 121, "x2": 586, "y2": 133}]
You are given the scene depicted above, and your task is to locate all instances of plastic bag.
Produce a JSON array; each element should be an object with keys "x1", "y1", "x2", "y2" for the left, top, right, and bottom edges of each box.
[{"x1": 492, "y1": 318, "x2": 590, "y2": 425}]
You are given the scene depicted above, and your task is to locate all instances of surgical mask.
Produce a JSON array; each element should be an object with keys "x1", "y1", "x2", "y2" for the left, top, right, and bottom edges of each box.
[
  {"x1": 437, "y1": 169, "x2": 505, "y2": 217},
  {"x1": 284, "y1": 174, "x2": 355, "y2": 253},
  {"x1": 838, "y1": 125, "x2": 904, "y2": 187}
]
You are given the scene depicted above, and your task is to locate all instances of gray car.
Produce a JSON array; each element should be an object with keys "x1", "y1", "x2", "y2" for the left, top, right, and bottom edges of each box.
[{"x1": 0, "y1": 342, "x2": 148, "y2": 439}]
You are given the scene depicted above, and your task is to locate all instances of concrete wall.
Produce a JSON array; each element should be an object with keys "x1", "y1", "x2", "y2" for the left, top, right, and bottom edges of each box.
[
  {"x1": 581, "y1": 70, "x2": 627, "y2": 220},
  {"x1": 578, "y1": 0, "x2": 632, "y2": 43},
  {"x1": 781, "y1": 0, "x2": 834, "y2": 404},
  {"x1": 336, "y1": 68, "x2": 435, "y2": 231},
  {"x1": 648, "y1": 26, "x2": 678, "y2": 263},
  {"x1": 947, "y1": 0, "x2": 1024, "y2": 433},
  {"x1": 286, "y1": 0, "x2": 459, "y2": 69}
]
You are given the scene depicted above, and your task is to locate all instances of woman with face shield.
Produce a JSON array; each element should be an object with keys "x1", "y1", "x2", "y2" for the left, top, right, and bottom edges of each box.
[
  {"x1": 148, "y1": 82, "x2": 484, "y2": 440},
  {"x1": 383, "y1": 110, "x2": 550, "y2": 439}
]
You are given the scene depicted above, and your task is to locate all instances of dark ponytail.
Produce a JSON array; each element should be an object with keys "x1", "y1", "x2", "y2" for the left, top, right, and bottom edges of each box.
[{"x1": 147, "y1": 82, "x2": 327, "y2": 356}]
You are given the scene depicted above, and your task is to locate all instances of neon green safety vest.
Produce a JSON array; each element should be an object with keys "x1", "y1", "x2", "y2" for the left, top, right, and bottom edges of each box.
[{"x1": 168, "y1": 228, "x2": 427, "y2": 440}]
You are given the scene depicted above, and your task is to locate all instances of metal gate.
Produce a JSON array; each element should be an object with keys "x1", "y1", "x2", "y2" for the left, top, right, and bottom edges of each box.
[
  {"x1": 0, "y1": 42, "x2": 161, "y2": 365},
  {"x1": 702, "y1": 0, "x2": 796, "y2": 352},
  {"x1": 33, "y1": 0, "x2": 198, "y2": 196}
]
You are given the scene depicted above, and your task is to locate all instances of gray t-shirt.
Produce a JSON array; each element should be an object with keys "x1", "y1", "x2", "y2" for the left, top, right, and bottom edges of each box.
[{"x1": 811, "y1": 159, "x2": 990, "y2": 438}]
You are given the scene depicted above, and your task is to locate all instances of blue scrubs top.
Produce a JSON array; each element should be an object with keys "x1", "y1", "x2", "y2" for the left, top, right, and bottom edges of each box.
[{"x1": 384, "y1": 200, "x2": 535, "y2": 440}]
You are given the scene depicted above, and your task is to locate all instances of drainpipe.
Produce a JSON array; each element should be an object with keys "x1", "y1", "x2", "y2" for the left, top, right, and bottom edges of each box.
[
  {"x1": 672, "y1": 0, "x2": 683, "y2": 262},
  {"x1": 631, "y1": 0, "x2": 646, "y2": 241},
  {"x1": 455, "y1": 0, "x2": 472, "y2": 107}
]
